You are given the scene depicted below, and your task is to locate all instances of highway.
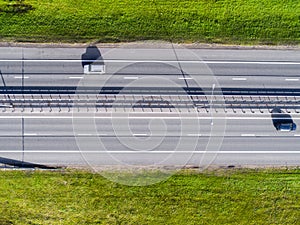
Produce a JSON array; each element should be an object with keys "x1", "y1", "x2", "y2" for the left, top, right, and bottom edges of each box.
[
  {"x1": 0, "y1": 45, "x2": 300, "y2": 168},
  {"x1": 1, "y1": 60, "x2": 299, "y2": 88}
]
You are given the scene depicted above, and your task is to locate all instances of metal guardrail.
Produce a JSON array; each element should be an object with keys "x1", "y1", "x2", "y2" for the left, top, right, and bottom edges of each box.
[
  {"x1": 2, "y1": 86, "x2": 300, "y2": 96},
  {"x1": 1, "y1": 93, "x2": 300, "y2": 113}
]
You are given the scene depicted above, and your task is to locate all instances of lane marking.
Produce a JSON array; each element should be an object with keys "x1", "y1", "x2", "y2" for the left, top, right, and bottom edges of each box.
[
  {"x1": 285, "y1": 78, "x2": 299, "y2": 81},
  {"x1": 69, "y1": 76, "x2": 83, "y2": 79},
  {"x1": 0, "y1": 134, "x2": 296, "y2": 138},
  {"x1": 14, "y1": 76, "x2": 29, "y2": 79},
  {"x1": 241, "y1": 134, "x2": 255, "y2": 137},
  {"x1": 187, "y1": 133, "x2": 202, "y2": 136},
  {"x1": 76, "y1": 133, "x2": 107, "y2": 136},
  {"x1": 77, "y1": 133, "x2": 93, "y2": 136},
  {"x1": 1, "y1": 60, "x2": 300, "y2": 65},
  {"x1": 1, "y1": 116, "x2": 300, "y2": 120},
  {"x1": 232, "y1": 77, "x2": 247, "y2": 81},
  {"x1": 133, "y1": 133, "x2": 149, "y2": 136},
  {"x1": 24, "y1": 133, "x2": 37, "y2": 136},
  {"x1": 124, "y1": 76, "x2": 139, "y2": 80},
  {"x1": 205, "y1": 61, "x2": 300, "y2": 65},
  {"x1": 178, "y1": 77, "x2": 193, "y2": 80},
  {"x1": 2, "y1": 151, "x2": 300, "y2": 153}
]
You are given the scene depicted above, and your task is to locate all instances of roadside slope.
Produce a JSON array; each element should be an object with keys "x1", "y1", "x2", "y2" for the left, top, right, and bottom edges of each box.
[
  {"x1": 0, "y1": 0, "x2": 299, "y2": 45},
  {"x1": 0, "y1": 168, "x2": 299, "y2": 224}
]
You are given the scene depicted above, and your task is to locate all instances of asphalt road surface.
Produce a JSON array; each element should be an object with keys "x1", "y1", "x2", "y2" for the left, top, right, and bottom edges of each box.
[{"x1": 0, "y1": 46, "x2": 300, "y2": 168}]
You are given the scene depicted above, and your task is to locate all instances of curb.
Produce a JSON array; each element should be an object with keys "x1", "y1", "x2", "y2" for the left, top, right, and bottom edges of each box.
[{"x1": 0, "y1": 41, "x2": 299, "y2": 50}]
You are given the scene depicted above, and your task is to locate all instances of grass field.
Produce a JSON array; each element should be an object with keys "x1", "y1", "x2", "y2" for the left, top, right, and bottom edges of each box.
[
  {"x1": 0, "y1": 168, "x2": 299, "y2": 224},
  {"x1": 0, "y1": 0, "x2": 299, "y2": 45}
]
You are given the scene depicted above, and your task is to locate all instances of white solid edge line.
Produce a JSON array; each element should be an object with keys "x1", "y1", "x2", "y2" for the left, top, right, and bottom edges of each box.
[
  {"x1": 1, "y1": 59, "x2": 300, "y2": 65},
  {"x1": 0, "y1": 134, "x2": 294, "y2": 138},
  {"x1": 1, "y1": 133, "x2": 109, "y2": 137},
  {"x1": 205, "y1": 61, "x2": 300, "y2": 65},
  {"x1": 0, "y1": 116, "x2": 299, "y2": 120},
  {"x1": 3, "y1": 150, "x2": 300, "y2": 153}
]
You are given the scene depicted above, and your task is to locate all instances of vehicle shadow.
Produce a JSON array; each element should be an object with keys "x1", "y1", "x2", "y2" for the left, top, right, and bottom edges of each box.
[
  {"x1": 81, "y1": 45, "x2": 103, "y2": 68},
  {"x1": 271, "y1": 107, "x2": 296, "y2": 131}
]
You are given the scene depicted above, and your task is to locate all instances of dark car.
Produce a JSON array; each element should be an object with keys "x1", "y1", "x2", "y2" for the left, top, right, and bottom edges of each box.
[
  {"x1": 275, "y1": 122, "x2": 296, "y2": 131},
  {"x1": 271, "y1": 108, "x2": 297, "y2": 132}
]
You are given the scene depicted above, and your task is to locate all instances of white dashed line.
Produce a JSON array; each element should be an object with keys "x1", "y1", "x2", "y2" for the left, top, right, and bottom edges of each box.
[
  {"x1": 133, "y1": 133, "x2": 148, "y2": 136},
  {"x1": 241, "y1": 134, "x2": 255, "y2": 137},
  {"x1": 232, "y1": 77, "x2": 247, "y2": 81},
  {"x1": 178, "y1": 77, "x2": 193, "y2": 80},
  {"x1": 187, "y1": 133, "x2": 202, "y2": 136},
  {"x1": 14, "y1": 76, "x2": 29, "y2": 79},
  {"x1": 69, "y1": 76, "x2": 83, "y2": 79},
  {"x1": 124, "y1": 77, "x2": 139, "y2": 80},
  {"x1": 77, "y1": 133, "x2": 107, "y2": 136},
  {"x1": 24, "y1": 133, "x2": 38, "y2": 136},
  {"x1": 285, "y1": 78, "x2": 299, "y2": 81}
]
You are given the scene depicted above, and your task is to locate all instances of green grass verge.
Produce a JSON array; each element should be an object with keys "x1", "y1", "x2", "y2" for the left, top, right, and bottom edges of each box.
[
  {"x1": 0, "y1": 0, "x2": 299, "y2": 45},
  {"x1": 0, "y1": 168, "x2": 299, "y2": 224}
]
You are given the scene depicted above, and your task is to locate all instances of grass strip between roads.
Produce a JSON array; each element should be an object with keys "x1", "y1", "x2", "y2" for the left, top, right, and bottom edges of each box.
[
  {"x1": 0, "y1": 0, "x2": 299, "y2": 45},
  {"x1": 0, "y1": 168, "x2": 299, "y2": 224}
]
